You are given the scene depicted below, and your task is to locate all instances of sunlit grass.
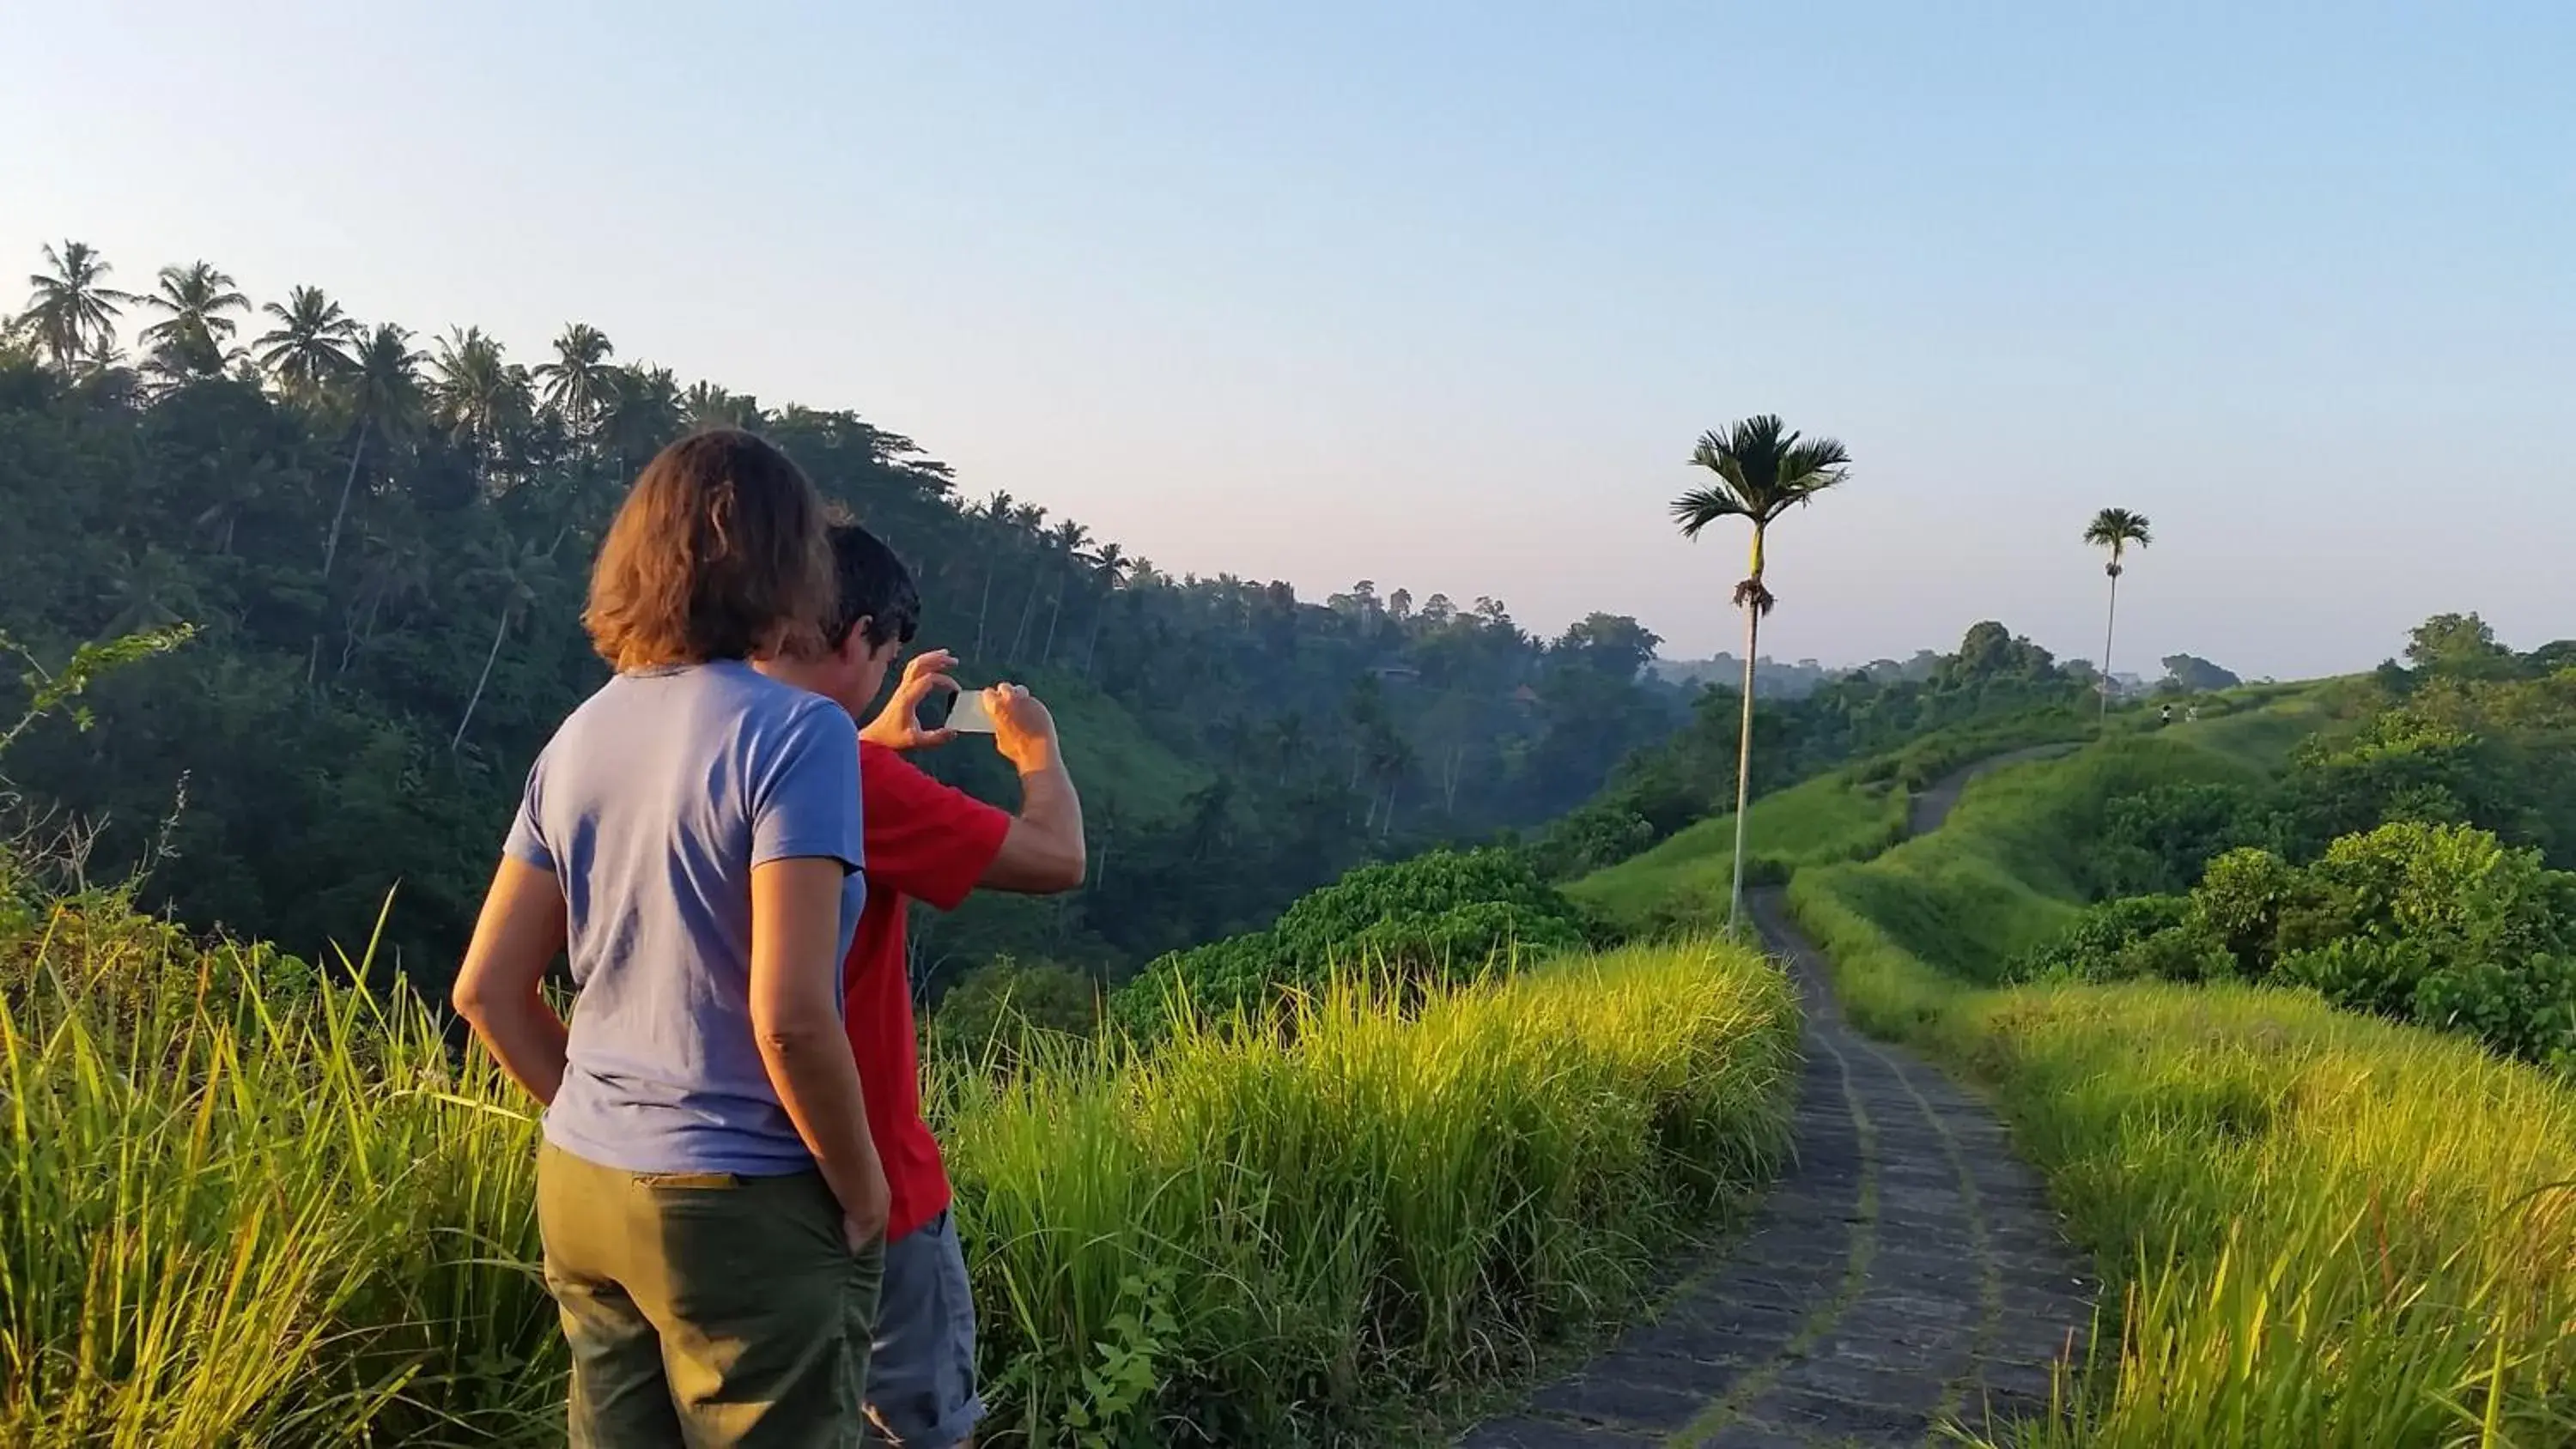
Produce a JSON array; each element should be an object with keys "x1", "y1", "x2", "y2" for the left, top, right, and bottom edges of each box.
[
  {"x1": 1786, "y1": 706, "x2": 2576, "y2": 1446},
  {"x1": 0, "y1": 890, "x2": 1798, "y2": 1446},
  {"x1": 0, "y1": 898, "x2": 562, "y2": 1448},
  {"x1": 947, "y1": 941, "x2": 1799, "y2": 1443},
  {"x1": 1568, "y1": 771, "x2": 1905, "y2": 935},
  {"x1": 1963, "y1": 984, "x2": 2576, "y2": 1448}
]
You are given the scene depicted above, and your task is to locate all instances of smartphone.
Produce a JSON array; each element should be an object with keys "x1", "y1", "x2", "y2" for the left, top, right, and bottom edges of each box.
[{"x1": 945, "y1": 688, "x2": 997, "y2": 734}]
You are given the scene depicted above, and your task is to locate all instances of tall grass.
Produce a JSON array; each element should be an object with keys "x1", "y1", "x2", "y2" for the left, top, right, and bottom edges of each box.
[
  {"x1": 0, "y1": 897, "x2": 562, "y2": 1447},
  {"x1": 1964, "y1": 985, "x2": 2575, "y2": 1447},
  {"x1": 0, "y1": 892, "x2": 1797, "y2": 1446},
  {"x1": 1788, "y1": 713, "x2": 2576, "y2": 1446},
  {"x1": 948, "y1": 942, "x2": 1798, "y2": 1444}
]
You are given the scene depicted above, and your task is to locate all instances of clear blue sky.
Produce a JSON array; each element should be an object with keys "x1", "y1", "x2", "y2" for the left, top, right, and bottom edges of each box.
[{"x1": 5, "y1": 2, "x2": 2569, "y2": 679}]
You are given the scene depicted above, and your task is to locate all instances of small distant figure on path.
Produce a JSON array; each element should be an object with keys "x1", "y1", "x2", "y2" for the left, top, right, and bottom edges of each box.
[
  {"x1": 2160, "y1": 703, "x2": 2174, "y2": 726},
  {"x1": 2186, "y1": 703, "x2": 2201, "y2": 723}
]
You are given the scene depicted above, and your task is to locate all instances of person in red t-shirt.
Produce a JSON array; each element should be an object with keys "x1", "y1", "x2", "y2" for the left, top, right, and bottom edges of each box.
[{"x1": 760, "y1": 524, "x2": 1085, "y2": 1447}]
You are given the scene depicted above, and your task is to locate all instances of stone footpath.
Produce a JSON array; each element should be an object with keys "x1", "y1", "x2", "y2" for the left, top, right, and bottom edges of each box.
[{"x1": 1458, "y1": 754, "x2": 2096, "y2": 1448}]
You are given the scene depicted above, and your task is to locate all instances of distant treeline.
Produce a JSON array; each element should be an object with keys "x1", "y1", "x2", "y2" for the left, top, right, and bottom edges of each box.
[{"x1": 0, "y1": 240, "x2": 1695, "y2": 994}]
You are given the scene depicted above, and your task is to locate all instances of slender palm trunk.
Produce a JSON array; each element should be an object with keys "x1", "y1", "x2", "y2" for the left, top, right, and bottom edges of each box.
[
  {"x1": 1041, "y1": 576, "x2": 1066, "y2": 664},
  {"x1": 1728, "y1": 598, "x2": 1759, "y2": 935},
  {"x1": 1726, "y1": 524, "x2": 1767, "y2": 936},
  {"x1": 452, "y1": 606, "x2": 512, "y2": 751},
  {"x1": 321, "y1": 415, "x2": 370, "y2": 582},
  {"x1": 1008, "y1": 578, "x2": 1040, "y2": 661},
  {"x1": 2098, "y1": 565, "x2": 2122, "y2": 723},
  {"x1": 974, "y1": 567, "x2": 994, "y2": 656}
]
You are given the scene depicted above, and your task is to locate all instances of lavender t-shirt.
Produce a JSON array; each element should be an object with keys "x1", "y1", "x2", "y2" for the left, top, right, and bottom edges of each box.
[{"x1": 502, "y1": 659, "x2": 866, "y2": 1176}]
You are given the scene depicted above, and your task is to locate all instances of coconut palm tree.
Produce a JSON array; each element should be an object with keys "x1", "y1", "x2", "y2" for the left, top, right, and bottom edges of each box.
[
  {"x1": 534, "y1": 323, "x2": 619, "y2": 437},
  {"x1": 682, "y1": 380, "x2": 762, "y2": 431},
  {"x1": 430, "y1": 327, "x2": 533, "y2": 464},
  {"x1": 1081, "y1": 541, "x2": 1129, "y2": 676},
  {"x1": 452, "y1": 533, "x2": 555, "y2": 752},
  {"x1": 971, "y1": 490, "x2": 1015, "y2": 655},
  {"x1": 20, "y1": 240, "x2": 137, "y2": 370},
  {"x1": 138, "y1": 261, "x2": 250, "y2": 378},
  {"x1": 1671, "y1": 413, "x2": 1852, "y2": 933},
  {"x1": 1039, "y1": 518, "x2": 1092, "y2": 664},
  {"x1": 2082, "y1": 507, "x2": 2152, "y2": 719},
  {"x1": 252, "y1": 286, "x2": 358, "y2": 400},
  {"x1": 321, "y1": 324, "x2": 428, "y2": 580},
  {"x1": 602, "y1": 364, "x2": 682, "y2": 461}
]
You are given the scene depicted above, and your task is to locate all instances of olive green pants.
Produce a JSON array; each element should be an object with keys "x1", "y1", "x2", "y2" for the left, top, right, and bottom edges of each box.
[{"x1": 538, "y1": 1143, "x2": 884, "y2": 1448}]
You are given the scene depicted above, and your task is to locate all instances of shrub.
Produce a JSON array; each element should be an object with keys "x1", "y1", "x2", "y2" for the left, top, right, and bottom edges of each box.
[
  {"x1": 1109, "y1": 848, "x2": 1593, "y2": 1039},
  {"x1": 2008, "y1": 894, "x2": 2194, "y2": 981},
  {"x1": 2087, "y1": 780, "x2": 2262, "y2": 896},
  {"x1": 2054, "y1": 823, "x2": 2576, "y2": 1071},
  {"x1": 929, "y1": 955, "x2": 1100, "y2": 1065},
  {"x1": 1529, "y1": 802, "x2": 1655, "y2": 878}
]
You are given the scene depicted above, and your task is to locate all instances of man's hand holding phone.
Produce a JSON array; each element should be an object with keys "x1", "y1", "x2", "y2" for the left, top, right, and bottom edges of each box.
[{"x1": 861, "y1": 650, "x2": 962, "y2": 752}]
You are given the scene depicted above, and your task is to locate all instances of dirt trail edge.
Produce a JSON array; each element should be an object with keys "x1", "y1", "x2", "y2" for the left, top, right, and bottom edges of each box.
[{"x1": 1458, "y1": 748, "x2": 2094, "y2": 1449}]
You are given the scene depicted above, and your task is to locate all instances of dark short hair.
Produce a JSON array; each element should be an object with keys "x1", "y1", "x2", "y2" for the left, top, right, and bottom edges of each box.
[
  {"x1": 583, "y1": 429, "x2": 835, "y2": 670},
  {"x1": 823, "y1": 522, "x2": 920, "y2": 652}
]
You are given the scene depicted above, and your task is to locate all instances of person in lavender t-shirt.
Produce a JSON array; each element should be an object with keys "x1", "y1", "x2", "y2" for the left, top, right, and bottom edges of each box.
[{"x1": 451, "y1": 430, "x2": 886, "y2": 1449}]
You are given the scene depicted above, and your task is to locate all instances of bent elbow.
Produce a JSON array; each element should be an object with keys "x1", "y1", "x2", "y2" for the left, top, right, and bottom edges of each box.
[
  {"x1": 751, "y1": 1007, "x2": 840, "y2": 1058},
  {"x1": 1049, "y1": 840, "x2": 1088, "y2": 893}
]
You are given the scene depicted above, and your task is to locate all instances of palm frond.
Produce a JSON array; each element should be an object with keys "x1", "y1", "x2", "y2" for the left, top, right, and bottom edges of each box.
[{"x1": 1670, "y1": 485, "x2": 1753, "y2": 538}]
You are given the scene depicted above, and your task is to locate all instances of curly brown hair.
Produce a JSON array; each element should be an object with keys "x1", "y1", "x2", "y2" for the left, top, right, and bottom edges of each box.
[{"x1": 582, "y1": 429, "x2": 836, "y2": 670}]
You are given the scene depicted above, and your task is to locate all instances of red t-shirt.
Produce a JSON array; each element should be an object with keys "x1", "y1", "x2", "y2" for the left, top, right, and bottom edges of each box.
[{"x1": 848, "y1": 742, "x2": 1012, "y2": 1242}]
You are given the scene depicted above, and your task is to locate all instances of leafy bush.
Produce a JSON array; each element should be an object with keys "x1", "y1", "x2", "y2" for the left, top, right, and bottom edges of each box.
[
  {"x1": 2008, "y1": 894, "x2": 2211, "y2": 983},
  {"x1": 927, "y1": 955, "x2": 1100, "y2": 1065},
  {"x1": 1109, "y1": 848, "x2": 1593, "y2": 1038},
  {"x1": 2023, "y1": 822, "x2": 2576, "y2": 1071},
  {"x1": 2085, "y1": 780, "x2": 2263, "y2": 896},
  {"x1": 1528, "y1": 801, "x2": 1655, "y2": 878}
]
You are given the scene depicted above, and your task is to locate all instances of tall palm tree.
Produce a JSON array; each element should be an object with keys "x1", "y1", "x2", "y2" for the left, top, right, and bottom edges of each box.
[
  {"x1": 430, "y1": 327, "x2": 533, "y2": 463},
  {"x1": 534, "y1": 323, "x2": 619, "y2": 437},
  {"x1": 1671, "y1": 413, "x2": 1852, "y2": 933},
  {"x1": 971, "y1": 490, "x2": 1015, "y2": 655},
  {"x1": 602, "y1": 364, "x2": 682, "y2": 460},
  {"x1": 1039, "y1": 518, "x2": 1092, "y2": 664},
  {"x1": 453, "y1": 534, "x2": 555, "y2": 752},
  {"x1": 253, "y1": 286, "x2": 358, "y2": 400},
  {"x1": 1081, "y1": 541, "x2": 1129, "y2": 676},
  {"x1": 138, "y1": 261, "x2": 250, "y2": 378},
  {"x1": 322, "y1": 324, "x2": 428, "y2": 580},
  {"x1": 21, "y1": 240, "x2": 137, "y2": 370},
  {"x1": 2082, "y1": 507, "x2": 2152, "y2": 719},
  {"x1": 682, "y1": 380, "x2": 762, "y2": 431}
]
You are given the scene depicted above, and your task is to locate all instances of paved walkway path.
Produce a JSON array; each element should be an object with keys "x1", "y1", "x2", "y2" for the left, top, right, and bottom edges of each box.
[{"x1": 1459, "y1": 752, "x2": 2095, "y2": 1449}]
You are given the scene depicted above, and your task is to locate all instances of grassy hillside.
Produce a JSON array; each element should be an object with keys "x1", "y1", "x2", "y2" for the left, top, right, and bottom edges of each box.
[
  {"x1": 1005, "y1": 671, "x2": 1210, "y2": 828},
  {"x1": 1783, "y1": 688, "x2": 2576, "y2": 1445},
  {"x1": 1567, "y1": 770, "x2": 1905, "y2": 934},
  {"x1": 1794, "y1": 692, "x2": 2328, "y2": 996},
  {"x1": 0, "y1": 882, "x2": 1795, "y2": 1446}
]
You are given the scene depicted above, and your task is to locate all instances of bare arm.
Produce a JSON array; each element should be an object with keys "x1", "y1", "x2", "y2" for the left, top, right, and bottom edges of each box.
[
  {"x1": 981, "y1": 684, "x2": 1086, "y2": 894},
  {"x1": 452, "y1": 856, "x2": 572, "y2": 1106},
  {"x1": 749, "y1": 856, "x2": 888, "y2": 1244},
  {"x1": 983, "y1": 755, "x2": 1086, "y2": 893}
]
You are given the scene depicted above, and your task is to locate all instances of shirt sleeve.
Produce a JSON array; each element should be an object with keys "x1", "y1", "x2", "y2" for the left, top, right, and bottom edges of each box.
[
  {"x1": 860, "y1": 743, "x2": 1013, "y2": 912},
  {"x1": 750, "y1": 699, "x2": 866, "y2": 871},
  {"x1": 501, "y1": 755, "x2": 556, "y2": 871}
]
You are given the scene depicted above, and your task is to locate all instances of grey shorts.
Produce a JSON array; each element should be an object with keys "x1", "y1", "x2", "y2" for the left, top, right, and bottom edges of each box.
[{"x1": 863, "y1": 1209, "x2": 982, "y2": 1447}]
